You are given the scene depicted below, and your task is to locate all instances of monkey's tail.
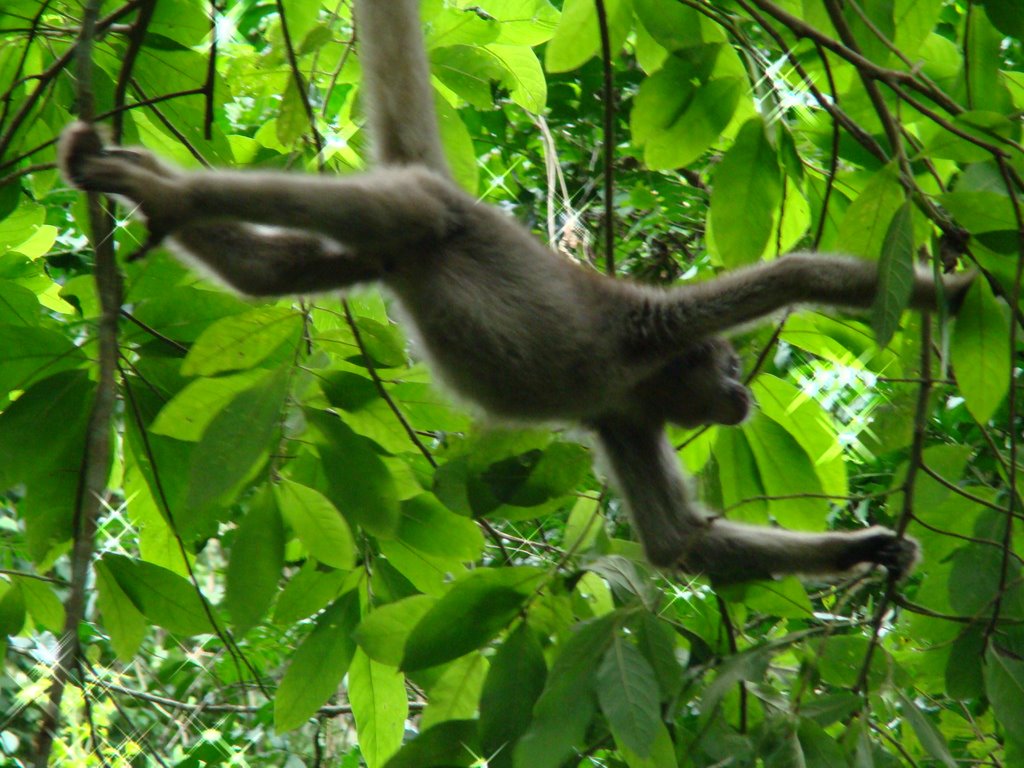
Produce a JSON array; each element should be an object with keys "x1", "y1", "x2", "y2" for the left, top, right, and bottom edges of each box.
[{"x1": 355, "y1": 0, "x2": 450, "y2": 176}]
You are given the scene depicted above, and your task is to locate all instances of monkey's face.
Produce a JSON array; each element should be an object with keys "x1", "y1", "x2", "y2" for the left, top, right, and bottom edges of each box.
[{"x1": 651, "y1": 339, "x2": 752, "y2": 429}]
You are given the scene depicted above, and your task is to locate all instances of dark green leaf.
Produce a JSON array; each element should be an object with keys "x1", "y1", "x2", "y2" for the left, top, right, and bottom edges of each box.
[
  {"x1": 354, "y1": 595, "x2": 436, "y2": 666},
  {"x1": 871, "y1": 200, "x2": 915, "y2": 347},
  {"x1": 275, "y1": 592, "x2": 360, "y2": 732},
  {"x1": 480, "y1": 623, "x2": 547, "y2": 768},
  {"x1": 596, "y1": 636, "x2": 661, "y2": 757},
  {"x1": 402, "y1": 567, "x2": 542, "y2": 671},
  {"x1": 383, "y1": 720, "x2": 480, "y2": 768},
  {"x1": 95, "y1": 560, "x2": 148, "y2": 661},
  {"x1": 102, "y1": 554, "x2": 213, "y2": 636},
  {"x1": 897, "y1": 692, "x2": 956, "y2": 768},
  {"x1": 514, "y1": 614, "x2": 616, "y2": 768},
  {"x1": 226, "y1": 489, "x2": 284, "y2": 635},
  {"x1": 985, "y1": 646, "x2": 1024, "y2": 745}
]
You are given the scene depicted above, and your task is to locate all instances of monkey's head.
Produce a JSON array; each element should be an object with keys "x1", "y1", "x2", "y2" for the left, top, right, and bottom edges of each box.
[{"x1": 641, "y1": 338, "x2": 752, "y2": 429}]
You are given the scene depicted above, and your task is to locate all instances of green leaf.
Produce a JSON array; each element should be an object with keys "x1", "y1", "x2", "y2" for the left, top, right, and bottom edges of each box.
[
  {"x1": 95, "y1": 560, "x2": 148, "y2": 660},
  {"x1": 276, "y1": 480, "x2": 357, "y2": 570},
  {"x1": 952, "y1": 279, "x2": 1011, "y2": 423},
  {"x1": 185, "y1": 368, "x2": 289, "y2": 524},
  {"x1": 545, "y1": 0, "x2": 633, "y2": 73},
  {"x1": 719, "y1": 577, "x2": 814, "y2": 619},
  {"x1": 837, "y1": 165, "x2": 904, "y2": 258},
  {"x1": 897, "y1": 692, "x2": 956, "y2": 768},
  {"x1": 514, "y1": 614, "x2": 616, "y2": 768},
  {"x1": 871, "y1": 200, "x2": 915, "y2": 347},
  {"x1": 398, "y1": 494, "x2": 484, "y2": 561},
  {"x1": 0, "y1": 281, "x2": 41, "y2": 326},
  {"x1": 308, "y1": 410, "x2": 401, "y2": 538},
  {"x1": 102, "y1": 554, "x2": 213, "y2": 636},
  {"x1": 420, "y1": 651, "x2": 489, "y2": 729},
  {"x1": 0, "y1": 580, "x2": 25, "y2": 636},
  {"x1": 480, "y1": 623, "x2": 547, "y2": 768},
  {"x1": 435, "y1": 94, "x2": 479, "y2": 195},
  {"x1": 632, "y1": 65, "x2": 743, "y2": 170},
  {"x1": 181, "y1": 305, "x2": 301, "y2": 376},
  {"x1": 383, "y1": 720, "x2": 480, "y2": 768},
  {"x1": 226, "y1": 490, "x2": 284, "y2": 635},
  {"x1": 938, "y1": 189, "x2": 1017, "y2": 234},
  {"x1": 355, "y1": 595, "x2": 437, "y2": 666},
  {"x1": 0, "y1": 325, "x2": 80, "y2": 397},
  {"x1": 710, "y1": 117, "x2": 781, "y2": 266},
  {"x1": 151, "y1": 369, "x2": 268, "y2": 441},
  {"x1": 985, "y1": 646, "x2": 1024, "y2": 745},
  {"x1": 349, "y1": 649, "x2": 408, "y2": 768},
  {"x1": 0, "y1": 370, "x2": 93, "y2": 493},
  {"x1": 273, "y1": 562, "x2": 349, "y2": 625},
  {"x1": 401, "y1": 567, "x2": 543, "y2": 671},
  {"x1": 596, "y1": 636, "x2": 661, "y2": 758},
  {"x1": 635, "y1": 613, "x2": 682, "y2": 701},
  {"x1": 15, "y1": 576, "x2": 64, "y2": 633},
  {"x1": 275, "y1": 592, "x2": 360, "y2": 732}
]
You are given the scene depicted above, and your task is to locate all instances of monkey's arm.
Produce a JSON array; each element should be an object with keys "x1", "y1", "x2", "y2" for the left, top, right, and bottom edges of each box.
[
  {"x1": 59, "y1": 122, "x2": 461, "y2": 253},
  {"x1": 594, "y1": 418, "x2": 919, "y2": 578},
  {"x1": 168, "y1": 224, "x2": 381, "y2": 295},
  {"x1": 627, "y1": 253, "x2": 973, "y2": 357}
]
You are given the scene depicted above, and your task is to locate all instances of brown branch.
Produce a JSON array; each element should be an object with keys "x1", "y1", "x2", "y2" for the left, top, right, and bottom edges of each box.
[
  {"x1": 33, "y1": 0, "x2": 123, "y2": 762},
  {"x1": 111, "y1": 0, "x2": 156, "y2": 141},
  {"x1": 593, "y1": 0, "x2": 616, "y2": 276}
]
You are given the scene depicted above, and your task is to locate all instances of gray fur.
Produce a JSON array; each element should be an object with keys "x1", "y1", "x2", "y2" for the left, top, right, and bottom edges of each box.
[{"x1": 57, "y1": 0, "x2": 971, "y2": 580}]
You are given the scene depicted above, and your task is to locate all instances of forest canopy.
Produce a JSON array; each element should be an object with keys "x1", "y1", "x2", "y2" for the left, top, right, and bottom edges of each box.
[{"x1": 0, "y1": 0, "x2": 1022, "y2": 766}]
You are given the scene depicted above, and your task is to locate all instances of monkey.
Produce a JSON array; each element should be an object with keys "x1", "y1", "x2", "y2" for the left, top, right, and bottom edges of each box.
[{"x1": 58, "y1": 0, "x2": 973, "y2": 580}]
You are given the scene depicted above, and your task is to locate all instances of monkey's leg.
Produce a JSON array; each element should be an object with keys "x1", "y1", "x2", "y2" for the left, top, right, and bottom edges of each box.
[
  {"x1": 593, "y1": 419, "x2": 716, "y2": 568},
  {"x1": 167, "y1": 224, "x2": 381, "y2": 296},
  {"x1": 688, "y1": 519, "x2": 919, "y2": 581},
  {"x1": 594, "y1": 420, "x2": 918, "y2": 579},
  {"x1": 627, "y1": 252, "x2": 973, "y2": 359}
]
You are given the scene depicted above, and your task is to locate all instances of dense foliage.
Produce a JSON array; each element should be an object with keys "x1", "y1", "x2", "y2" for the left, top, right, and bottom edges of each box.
[{"x1": 1, "y1": 0, "x2": 1022, "y2": 765}]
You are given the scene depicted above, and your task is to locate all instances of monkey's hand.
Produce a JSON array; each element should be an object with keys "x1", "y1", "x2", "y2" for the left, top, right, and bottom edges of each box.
[
  {"x1": 838, "y1": 526, "x2": 921, "y2": 580},
  {"x1": 58, "y1": 122, "x2": 193, "y2": 252}
]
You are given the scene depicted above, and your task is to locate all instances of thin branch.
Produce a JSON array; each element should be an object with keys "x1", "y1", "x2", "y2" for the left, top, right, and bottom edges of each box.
[
  {"x1": 34, "y1": 0, "x2": 123, "y2": 762},
  {"x1": 593, "y1": 0, "x2": 616, "y2": 276}
]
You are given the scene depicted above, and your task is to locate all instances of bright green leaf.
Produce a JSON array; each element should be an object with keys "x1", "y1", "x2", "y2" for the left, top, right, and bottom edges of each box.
[
  {"x1": 181, "y1": 305, "x2": 301, "y2": 376},
  {"x1": 350, "y1": 649, "x2": 408, "y2": 768},
  {"x1": 276, "y1": 480, "x2": 357, "y2": 570},
  {"x1": 952, "y1": 279, "x2": 1011, "y2": 423},
  {"x1": 871, "y1": 199, "x2": 915, "y2": 347},
  {"x1": 354, "y1": 595, "x2": 437, "y2": 666},
  {"x1": 102, "y1": 554, "x2": 213, "y2": 636}
]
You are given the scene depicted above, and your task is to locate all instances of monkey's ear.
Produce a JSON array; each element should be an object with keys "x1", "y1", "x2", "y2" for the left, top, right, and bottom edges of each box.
[{"x1": 58, "y1": 121, "x2": 106, "y2": 188}]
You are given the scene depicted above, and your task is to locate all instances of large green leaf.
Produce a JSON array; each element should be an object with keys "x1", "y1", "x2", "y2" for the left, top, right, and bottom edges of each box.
[
  {"x1": 545, "y1": 0, "x2": 633, "y2": 73},
  {"x1": 349, "y1": 649, "x2": 408, "y2": 768},
  {"x1": 985, "y1": 646, "x2": 1024, "y2": 745},
  {"x1": 354, "y1": 595, "x2": 437, "y2": 666},
  {"x1": 185, "y1": 368, "x2": 290, "y2": 526},
  {"x1": 596, "y1": 636, "x2": 661, "y2": 758},
  {"x1": 225, "y1": 489, "x2": 284, "y2": 635},
  {"x1": 709, "y1": 117, "x2": 781, "y2": 266},
  {"x1": 276, "y1": 479, "x2": 357, "y2": 570},
  {"x1": 401, "y1": 567, "x2": 543, "y2": 671},
  {"x1": 383, "y1": 720, "x2": 480, "y2": 768},
  {"x1": 275, "y1": 592, "x2": 360, "y2": 732},
  {"x1": 181, "y1": 305, "x2": 301, "y2": 376},
  {"x1": 308, "y1": 410, "x2": 401, "y2": 538},
  {"x1": 952, "y1": 279, "x2": 1011, "y2": 423},
  {"x1": 95, "y1": 560, "x2": 148, "y2": 661},
  {"x1": 0, "y1": 325, "x2": 82, "y2": 398},
  {"x1": 420, "y1": 651, "x2": 489, "y2": 729},
  {"x1": 102, "y1": 554, "x2": 213, "y2": 636},
  {"x1": 631, "y1": 62, "x2": 743, "y2": 170},
  {"x1": 871, "y1": 199, "x2": 915, "y2": 347},
  {"x1": 480, "y1": 623, "x2": 547, "y2": 768},
  {"x1": 514, "y1": 614, "x2": 617, "y2": 768},
  {"x1": 397, "y1": 494, "x2": 484, "y2": 561}
]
